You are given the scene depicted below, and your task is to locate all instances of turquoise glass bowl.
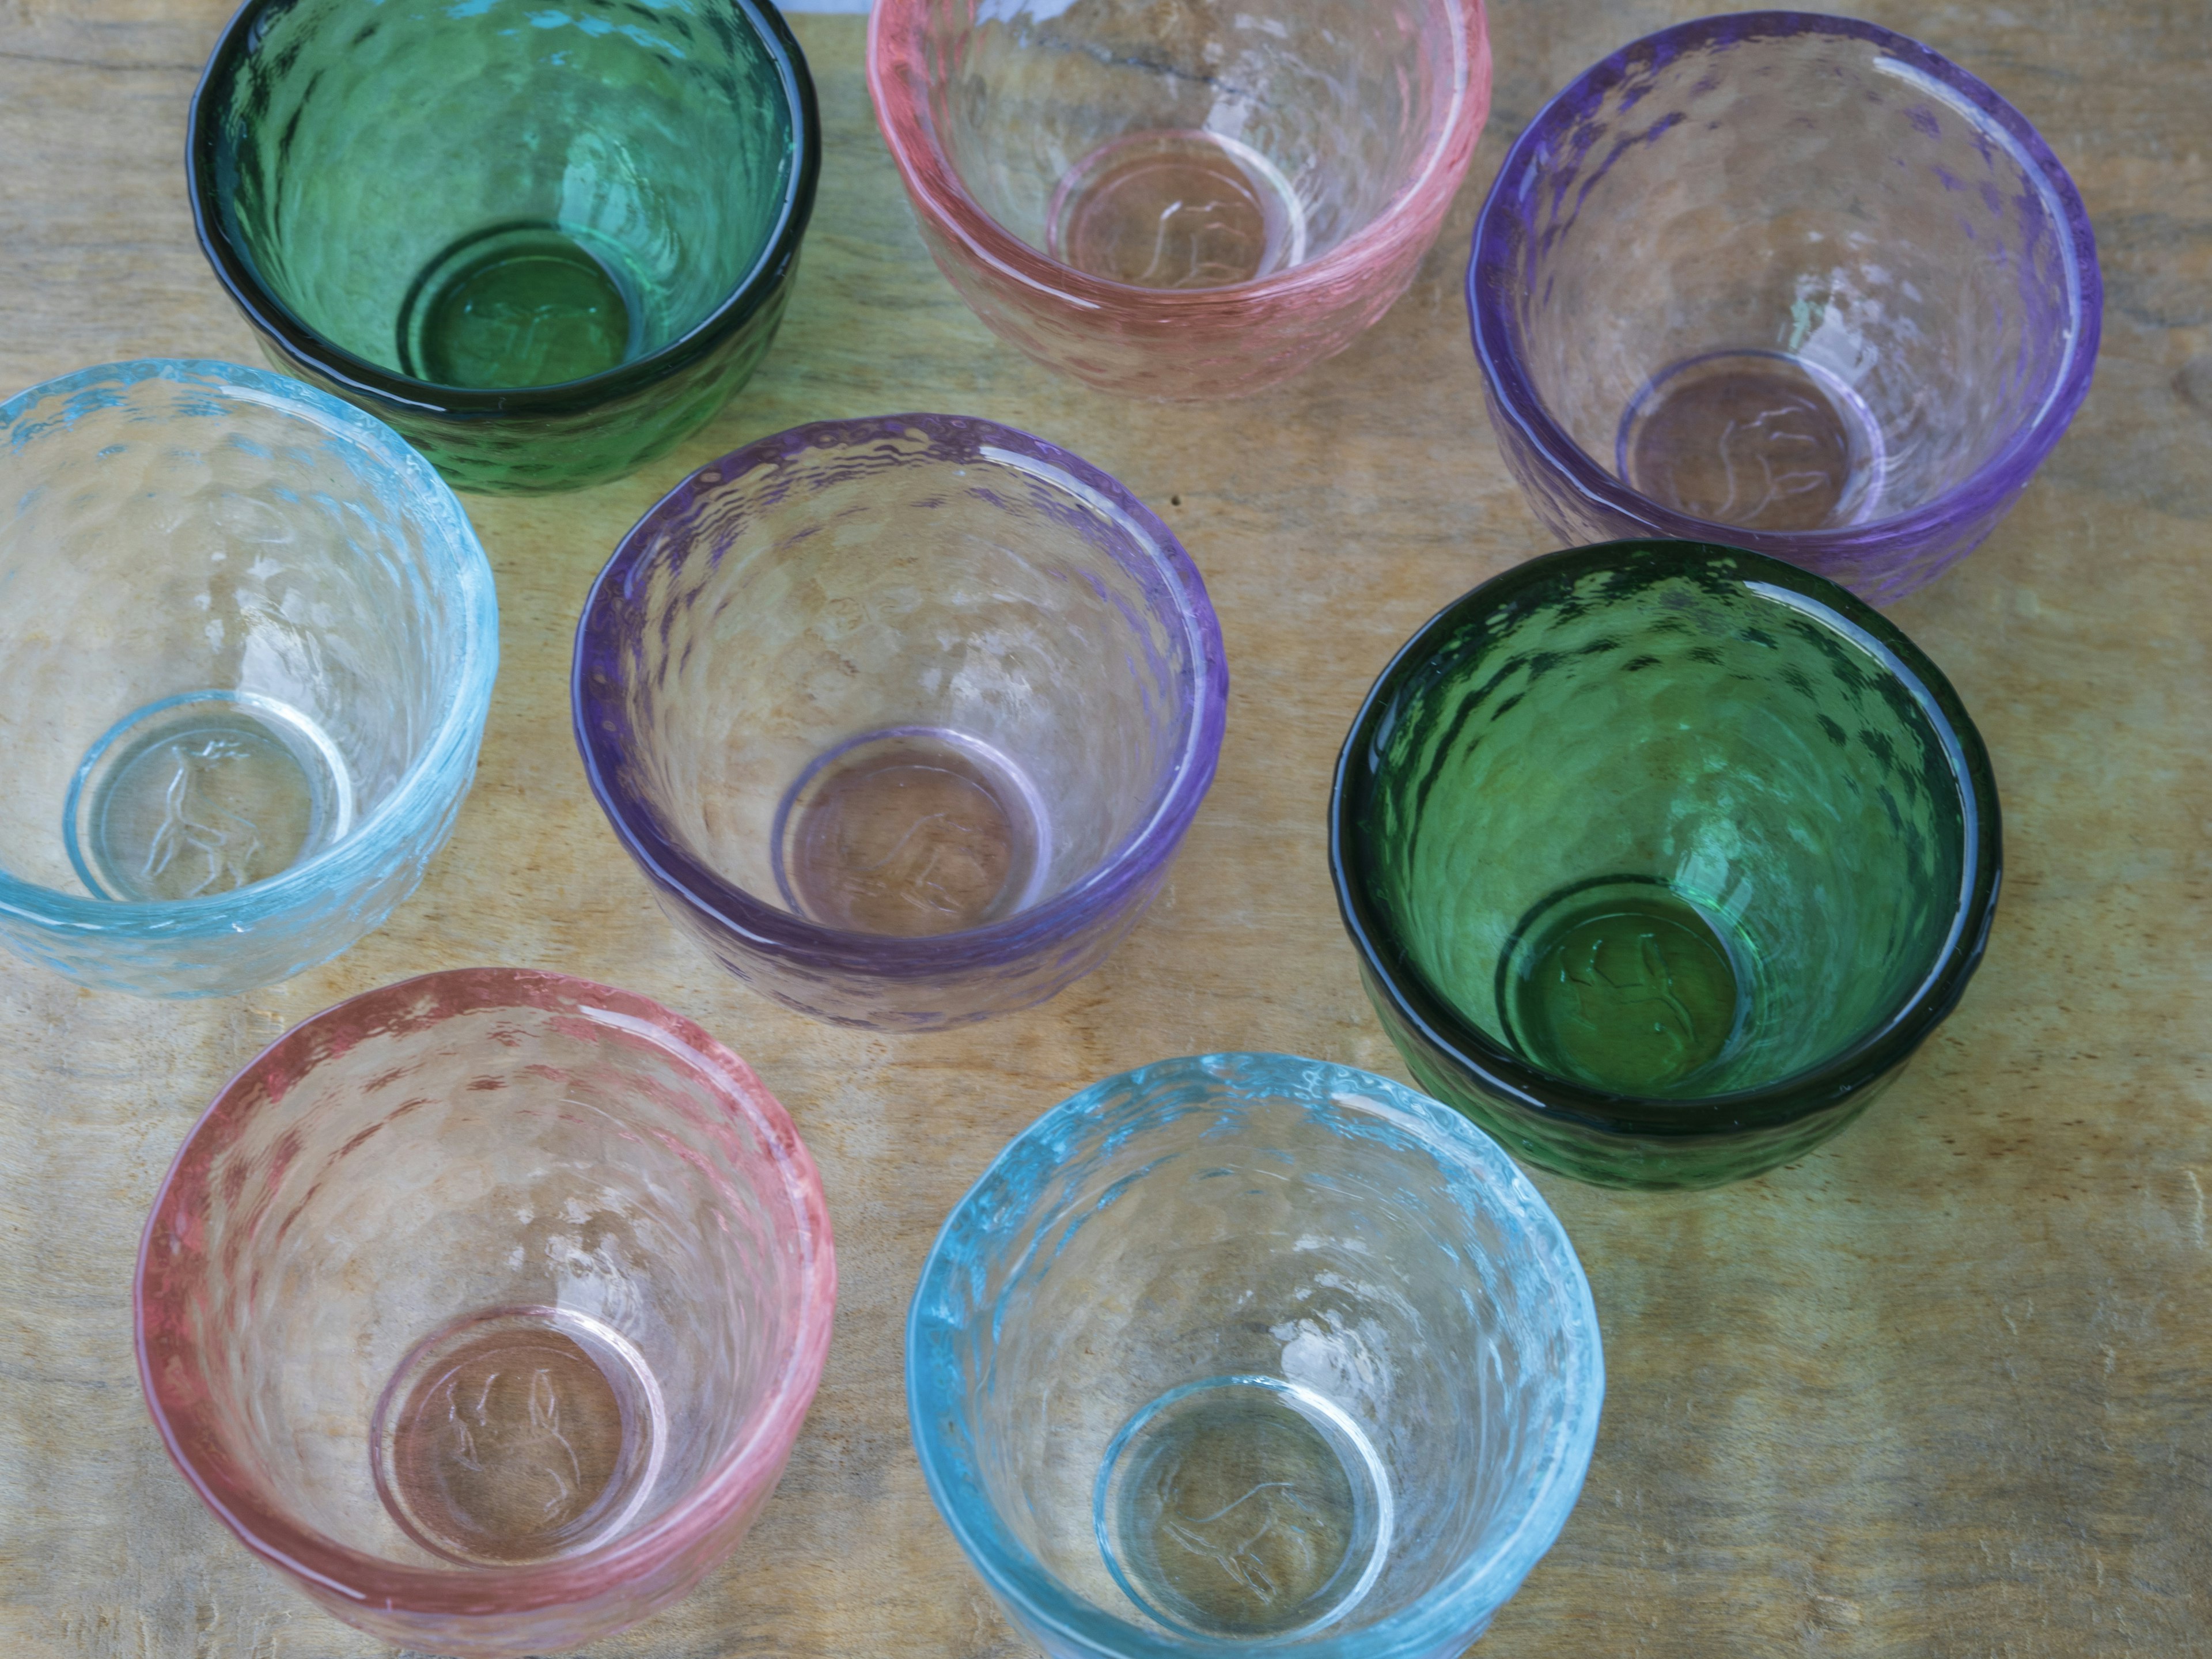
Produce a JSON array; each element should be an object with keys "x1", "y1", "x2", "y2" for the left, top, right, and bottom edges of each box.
[
  {"x1": 908, "y1": 1052, "x2": 1603, "y2": 1657},
  {"x1": 190, "y1": 0, "x2": 818, "y2": 494},
  {"x1": 0, "y1": 361, "x2": 498, "y2": 997},
  {"x1": 1332, "y1": 540, "x2": 2001, "y2": 1189}
]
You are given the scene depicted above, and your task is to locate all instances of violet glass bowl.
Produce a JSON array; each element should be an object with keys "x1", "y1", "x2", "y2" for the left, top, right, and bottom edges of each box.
[
  {"x1": 869, "y1": 0, "x2": 1491, "y2": 400},
  {"x1": 908, "y1": 1052, "x2": 1603, "y2": 1657},
  {"x1": 574, "y1": 416, "x2": 1226, "y2": 1029},
  {"x1": 136, "y1": 968, "x2": 835, "y2": 1659},
  {"x1": 1468, "y1": 12, "x2": 2101, "y2": 604}
]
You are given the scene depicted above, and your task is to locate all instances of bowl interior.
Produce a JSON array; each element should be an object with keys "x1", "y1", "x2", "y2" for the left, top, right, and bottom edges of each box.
[
  {"x1": 911, "y1": 1055, "x2": 1599, "y2": 1650},
  {"x1": 0, "y1": 365, "x2": 475, "y2": 903},
  {"x1": 1479, "y1": 16, "x2": 2088, "y2": 536},
  {"x1": 582, "y1": 421, "x2": 1210, "y2": 941},
  {"x1": 139, "y1": 973, "x2": 821, "y2": 1575},
  {"x1": 200, "y1": 0, "x2": 798, "y2": 391},
  {"x1": 904, "y1": 0, "x2": 1469, "y2": 289},
  {"x1": 1347, "y1": 546, "x2": 1982, "y2": 1102}
]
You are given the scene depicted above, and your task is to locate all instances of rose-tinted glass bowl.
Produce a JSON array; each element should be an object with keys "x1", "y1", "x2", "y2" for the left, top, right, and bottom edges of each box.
[
  {"x1": 574, "y1": 415, "x2": 1226, "y2": 1029},
  {"x1": 908, "y1": 1052, "x2": 1603, "y2": 1658},
  {"x1": 0, "y1": 359, "x2": 496, "y2": 998},
  {"x1": 190, "y1": 0, "x2": 818, "y2": 494},
  {"x1": 1333, "y1": 540, "x2": 2002, "y2": 1190},
  {"x1": 135, "y1": 968, "x2": 835, "y2": 1658},
  {"x1": 1468, "y1": 13, "x2": 2100, "y2": 604},
  {"x1": 869, "y1": 0, "x2": 1491, "y2": 400}
]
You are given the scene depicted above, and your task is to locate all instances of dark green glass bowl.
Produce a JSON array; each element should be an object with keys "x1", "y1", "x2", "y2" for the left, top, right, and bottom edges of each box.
[
  {"x1": 1331, "y1": 541, "x2": 2001, "y2": 1190},
  {"x1": 190, "y1": 0, "x2": 819, "y2": 495}
]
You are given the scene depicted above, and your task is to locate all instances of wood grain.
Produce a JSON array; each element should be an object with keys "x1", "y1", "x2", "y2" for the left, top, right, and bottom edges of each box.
[{"x1": 1, "y1": 3, "x2": 2207, "y2": 1655}]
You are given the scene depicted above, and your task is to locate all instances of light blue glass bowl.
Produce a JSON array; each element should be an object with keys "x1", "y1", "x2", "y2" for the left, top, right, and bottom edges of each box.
[
  {"x1": 907, "y1": 1053, "x2": 1603, "y2": 1659},
  {"x1": 0, "y1": 360, "x2": 498, "y2": 996}
]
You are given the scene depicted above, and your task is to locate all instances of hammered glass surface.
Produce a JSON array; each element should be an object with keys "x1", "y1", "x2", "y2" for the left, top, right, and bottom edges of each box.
[
  {"x1": 1332, "y1": 541, "x2": 2002, "y2": 1189},
  {"x1": 1469, "y1": 13, "x2": 2100, "y2": 603},
  {"x1": 0, "y1": 359, "x2": 497, "y2": 997},
  {"x1": 869, "y1": 0, "x2": 1490, "y2": 399},
  {"x1": 574, "y1": 415, "x2": 1227, "y2": 1028},
  {"x1": 136, "y1": 969, "x2": 836, "y2": 1658},
  {"x1": 191, "y1": 0, "x2": 817, "y2": 494},
  {"x1": 907, "y1": 1052, "x2": 1604, "y2": 1659}
]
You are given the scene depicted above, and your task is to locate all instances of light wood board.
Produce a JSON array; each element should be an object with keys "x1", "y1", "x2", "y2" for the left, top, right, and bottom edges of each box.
[{"x1": 1, "y1": 2, "x2": 2209, "y2": 1654}]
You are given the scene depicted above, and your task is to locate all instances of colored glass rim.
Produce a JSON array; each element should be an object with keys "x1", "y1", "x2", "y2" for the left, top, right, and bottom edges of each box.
[
  {"x1": 185, "y1": 0, "x2": 821, "y2": 416},
  {"x1": 906, "y1": 1051, "x2": 1604, "y2": 1659},
  {"x1": 0, "y1": 359, "x2": 498, "y2": 935},
  {"x1": 1330, "y1": 540, "x2": 2004, "y2": 1139},
  {"x1": 571, "y1": 414, "x2": 1228, "y2": 981},
  {"x1": 866, "y1": 0, "x2": 1490, "y2": 309},
  {"x1": 1466, "y1": 10, "x2": 2102, "y2": 555},
  {"x1": 133, "y1": 967, "x2": 836, "y2": 1616}
]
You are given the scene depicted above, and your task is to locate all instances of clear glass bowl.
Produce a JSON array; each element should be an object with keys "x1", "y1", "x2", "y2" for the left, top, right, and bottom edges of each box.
[
  {"x1": 0, "y1": 359, "x2": 497, "y2": 998},
  {"x1": 190, "y1": 0, "x2": 819, "y2": 494},
  {"x1": 135, "y1": 968, "x2": 836, "y2": 1658},
  {"x1": 1332, "y1": 540, "x2": 2003, "y2": 1190},
  {"x1": 1468, "y1": 13, "x2": 2101, "y2": 604},
  {"x1": 869, "y1": 0, "x2": 1491, "y2": 400},
  {"x1": 908, "y1": 1052, "x2": 1603, "y2": 1658},
  {"x1": 573, "y1": 415, "x2": 1227, "y2": 1029}
]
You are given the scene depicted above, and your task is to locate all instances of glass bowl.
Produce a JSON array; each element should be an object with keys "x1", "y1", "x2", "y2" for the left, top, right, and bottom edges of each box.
[
  {"x1": 135, "y1": 968, "x2": 836, "y2": 1658},
  {"x1": 573, "y1": 415, "x2": 1226, "y2": 1029},
  {"x1": 0, "y1": 359, "x2": 497, "y2": 998},
  {"x1": 908, "y1": 1051, "x2": 1604, "y2": 1658},
  {"x1": 869, "y1": 0, "x2": 1491, "y2": 400},
  {"x1": 1332, "y1": 539, "x2": 2002, "y2": 1190},
  {"x1": 1468, "y1": 13, "x2": 2101, "y2": 604},
  {"x1": 190, "y1": 0, "x2": 819, "y2": 494}
]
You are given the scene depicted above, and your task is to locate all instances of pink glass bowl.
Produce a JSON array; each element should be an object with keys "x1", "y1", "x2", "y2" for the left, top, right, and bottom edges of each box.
[
  {"x1": 134, "y1": 968, "x2": 835, "y2": 1658},
  {"x1": 869, "y1": 0, "x2": 1491, "y2": 400},
  {"x1": 1468, "y1": 13, "x2": 2101, "y2": 604}
]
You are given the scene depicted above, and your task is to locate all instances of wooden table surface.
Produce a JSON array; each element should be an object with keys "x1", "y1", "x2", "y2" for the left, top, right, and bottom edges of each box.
[{"x1": 3, "y1": 2, "x2": 2208, "y2": 1655}]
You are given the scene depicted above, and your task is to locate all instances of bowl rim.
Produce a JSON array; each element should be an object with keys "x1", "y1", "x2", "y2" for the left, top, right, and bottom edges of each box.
[
  {"x1": 570, "y1": 412, "x2": 1229, "y2": 982},
  {"x1": 133, "y1": 966, "x2": 838, "y2": 1616},
  {"x1": 903, "y1": 1050, "x2": 1605, "y2": 1659},
  {"x1": 866, "y1": 0, "x2": 1493, "y2": 314},
  {"x1": 185, "y1": 0, "x2": 821, "y2": 416},
  {"x1": 1330, "y1": 538, "x2": 2004, "y2": 1139},
  {"x1": 1466, "y1": 9, "x2": 2104, "y2": 558},
  {"x1": 0, "y1": 358, "x2": 499, "y2": 939}
]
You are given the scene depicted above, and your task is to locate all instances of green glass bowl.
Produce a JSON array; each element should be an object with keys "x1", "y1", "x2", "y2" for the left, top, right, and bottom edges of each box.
[
  {"x1": 190, "y1": 0, "x2": 819, "y2": 495},
  {"x1": 1331, "y1": 540, "x2": 2001, "y2": 1190}
]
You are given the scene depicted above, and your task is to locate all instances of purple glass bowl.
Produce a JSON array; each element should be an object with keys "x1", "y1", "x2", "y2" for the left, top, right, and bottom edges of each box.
[
  {"x1": 1468, "y1": 12, "x2": 2101, "y2": 604},
  {"x1": 573, "y1": 415, "x2": 1227, "y2": 1029}
]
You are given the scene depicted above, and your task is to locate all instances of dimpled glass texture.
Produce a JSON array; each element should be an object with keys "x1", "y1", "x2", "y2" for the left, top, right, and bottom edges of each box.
[
  {"x1": 0, "y1": 360, "x2": 496, "y2": 998},
  {"x1": 869, "y1": 0, "x2": 1490, "y2": 400},
  {"x1": 574, "y1": 415, "x2": 1226, "y2": 1029},
  {"x1": 1468, "y1": 13, "x2": 2101, "y2": 604},
  {"x1": 1332, "y1": 541, "x2": 2002, "y2": 1190},
  {"x1": 135, "y1": 969, "x2": 836, "y2": 1658},
  {"x1": 908, "y1": 1052, "x2": 1603, "y2": 1659},
  {"x1": 190, "y1": 0, "x2": 817, "y2": 494}
]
